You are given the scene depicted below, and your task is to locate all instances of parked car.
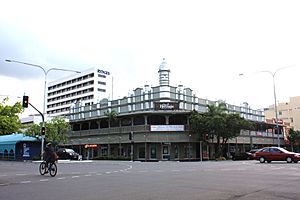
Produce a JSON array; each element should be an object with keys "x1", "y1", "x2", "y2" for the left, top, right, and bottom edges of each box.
[
  {"x1": 56, "y1": 148, "x2": 80, "y2": 160},
  {"x1": 232, "y1": 152, "x2": 253, "y2": 160},
  {"x1": 253, "y1": 147, "x2": 300, "y2": 163}
]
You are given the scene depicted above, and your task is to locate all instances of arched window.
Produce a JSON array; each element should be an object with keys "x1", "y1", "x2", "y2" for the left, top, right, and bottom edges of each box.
[
  {"x1": 148, "y1": 115, "x2": 165, "y2": 125},
  {"x1": 169, "y1": 115, "x2": 187, "y2": 125},
  {"x1": 4, "y1": 149, "x2": 8, "y2": 158},
  {"x1": 90, "y1": 121, "x2": 99, "y2": 129},
  {"x1": 133, "y1": 116, "x2": 144, "y2": 125},
  {"x1": 121, "y1": 117, "x2": 132, "y2": 126},
  {"x1": 9, "y1": 149, "x2": 14, "y2": 159}
]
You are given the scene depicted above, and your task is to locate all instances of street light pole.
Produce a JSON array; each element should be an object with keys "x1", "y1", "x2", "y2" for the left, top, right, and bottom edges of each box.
[
  {"x1": 5, "y1": 59, "x2": 81, "y2": 159},
  {"x1": 259, "y1": 70, "x2": 282, "y2": 147},
  {"x1": 240, "y1": 66, "x2": 297, "y2": 147}
]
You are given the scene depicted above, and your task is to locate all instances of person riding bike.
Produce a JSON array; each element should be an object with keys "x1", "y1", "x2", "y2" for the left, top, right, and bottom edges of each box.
[{"x1": 44, "y1": 142, "x2": 56, "y2": 172}]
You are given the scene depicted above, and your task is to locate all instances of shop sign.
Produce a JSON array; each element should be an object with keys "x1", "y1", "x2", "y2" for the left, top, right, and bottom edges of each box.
[{"x1": 85, "y1": 144, "x2": 97, "y2": 148}]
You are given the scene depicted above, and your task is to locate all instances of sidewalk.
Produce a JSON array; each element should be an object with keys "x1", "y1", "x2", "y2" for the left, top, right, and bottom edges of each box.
[{"x1": 32, "y1": 160, "x2": 93, "y2": 163}]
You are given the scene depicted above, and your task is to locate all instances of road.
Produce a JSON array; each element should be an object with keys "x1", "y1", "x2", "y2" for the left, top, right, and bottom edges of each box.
[{"x1": 1, "y1": 160, "x2": 300, "y2": 200}]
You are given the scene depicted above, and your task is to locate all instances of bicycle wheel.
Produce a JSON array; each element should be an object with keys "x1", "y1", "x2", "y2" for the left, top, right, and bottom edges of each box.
[
  {"x1": 49, "y1": 162, "x2": 57, "y2": 177},
  {"x1": 39, "y1": 162, "x2": 47, "y2": 175}
]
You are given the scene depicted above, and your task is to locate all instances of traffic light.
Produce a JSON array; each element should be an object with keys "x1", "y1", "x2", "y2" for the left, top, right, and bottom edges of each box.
[
  {"x1": 41, "y1": 127, "x2": 46, "y2": 135},
  {"x1": 22, "y1": 96, "x2": 29, "y2": 108}
]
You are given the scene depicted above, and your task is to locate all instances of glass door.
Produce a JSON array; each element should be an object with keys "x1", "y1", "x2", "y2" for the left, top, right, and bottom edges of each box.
[
  {"x1": 162, "y1": 144, "x2": 170, "y2": 160},
  {"x1": 150, "y1": 146, "x2": 157, "y2": 159}
]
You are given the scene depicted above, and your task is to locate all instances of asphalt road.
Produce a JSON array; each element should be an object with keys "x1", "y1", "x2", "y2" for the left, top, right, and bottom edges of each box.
[{"x1": 1, "y1": 160, "x2": 300, "y2": 200}]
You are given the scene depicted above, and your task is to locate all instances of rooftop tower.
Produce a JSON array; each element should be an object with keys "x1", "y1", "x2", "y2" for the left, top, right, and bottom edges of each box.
[{"x1": 158, "y1": 58, "x2": 170, "y2": 86}]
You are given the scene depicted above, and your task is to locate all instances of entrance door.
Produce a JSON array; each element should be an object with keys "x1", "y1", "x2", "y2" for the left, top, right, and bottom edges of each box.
[
  {"x1": 150, "y1": 146, "x2": 157, "y2": 159},
  {"x1": 162, "y1": 144, "x2": 170, "y2": 160}
]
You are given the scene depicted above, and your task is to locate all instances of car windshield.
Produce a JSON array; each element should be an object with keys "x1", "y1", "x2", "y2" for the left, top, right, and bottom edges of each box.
[{"x1": 65, "y1": 149, "x2": 75, "y2": 153}]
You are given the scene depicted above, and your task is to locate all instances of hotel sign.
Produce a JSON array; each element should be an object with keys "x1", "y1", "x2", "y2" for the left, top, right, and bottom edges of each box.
[
  {"x1": 150, "y1": 125, "x2": 184, "y2": 132},
  {"x1": 97, "y1": 69, "x2": 110, "y2": 75},
  {"x1": 155, "y1": 102, "x2": 179, "y2": 110}
]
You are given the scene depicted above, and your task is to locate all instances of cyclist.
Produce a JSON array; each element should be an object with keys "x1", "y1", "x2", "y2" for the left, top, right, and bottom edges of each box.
[{"x1": 44, "y1": 142, "x2": 55, "y2": 172}]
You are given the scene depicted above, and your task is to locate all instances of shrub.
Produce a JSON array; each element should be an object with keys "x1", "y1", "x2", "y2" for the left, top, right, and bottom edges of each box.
[{"x1": 215, "y1": 156, "x2": 226, "y2": 161}]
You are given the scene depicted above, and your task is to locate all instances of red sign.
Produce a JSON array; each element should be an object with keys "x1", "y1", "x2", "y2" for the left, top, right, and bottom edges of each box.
[{"x1": 85, "y1": 144, "x2": 97, "y2": 148}]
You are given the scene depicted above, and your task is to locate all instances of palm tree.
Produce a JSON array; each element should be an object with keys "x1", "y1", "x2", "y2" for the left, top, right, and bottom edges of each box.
[
  {"x1": 104, "y1": 109, "x2": 118, "y2": 128},
  {"x1": 205, "y1": 103, "x2": 228, "y2": 157},
  {"x1": 104, "y1": 110, "x2": 118, "y2": 157}
]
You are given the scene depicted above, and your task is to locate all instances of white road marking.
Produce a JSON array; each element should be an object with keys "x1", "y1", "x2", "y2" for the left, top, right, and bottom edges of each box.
[
  {"x1": 40, "y1": 179, "x2": 49, "y2": 182},
  {"x1": 85, "y1": 174, "x2": 92, "y2": 177},
  {"x1": 16, "y1": 173, "x2": 27, "y2": 176},
  {"x1": 20, "y1": 181, "x2": 31, "y2": 184},
  {"x1": 57, "y1": 177, "x2": 66, "y2": 180},
  {"x1": 72, "y1": 176, "x2": 80, "y2": 178}
]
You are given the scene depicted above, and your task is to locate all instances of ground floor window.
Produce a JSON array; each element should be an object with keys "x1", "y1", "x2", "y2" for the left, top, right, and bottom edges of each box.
[
  {"x1": 101, "y1": 146, "x2": 108, "y2": 156},
  {"x1": 150, "y1": 146, "x2": 157, "y2": 159},
  {"x1": 138, "y1": 146, "x2": 145, "y2": 159},
  {"x1": 162, "y1": 144, "x2": 170, "y2": 160}
]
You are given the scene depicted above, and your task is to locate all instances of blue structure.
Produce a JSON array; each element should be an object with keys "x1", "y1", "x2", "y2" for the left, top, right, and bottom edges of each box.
[{"x1": 0, "y1": 133, "x2": 41, "y2": 160}]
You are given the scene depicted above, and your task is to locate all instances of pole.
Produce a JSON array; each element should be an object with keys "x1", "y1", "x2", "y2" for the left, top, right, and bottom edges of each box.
[
  {"x1": 144, "y1": 133, "x2": 147, "y2": 162},
  {"x1": 272, "y1": 75, "x2": 280, "y2": 147},
  {"x1": 5, "y1": 59, "x2": 81, "y2": 159},
  {"x1": 189, "y1": 134, "x2": 191, "y2": 161},
  {"x1": 239, "y1": 66, "x2": 298, "y2": 147},
  {"x1": 28, "y1": 102, "x2": 45, "y2": 159},
  {"x1": 200, "y1": 141, "x2": 203, "y2": 162},
  {"x1": 130, "y1": 131, "x2": 134, "y2": 162}
]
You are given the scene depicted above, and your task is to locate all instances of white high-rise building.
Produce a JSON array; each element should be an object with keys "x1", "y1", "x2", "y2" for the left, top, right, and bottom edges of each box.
[{"x1": 46, "y1": 67, "x2": 111, "y2": 116}]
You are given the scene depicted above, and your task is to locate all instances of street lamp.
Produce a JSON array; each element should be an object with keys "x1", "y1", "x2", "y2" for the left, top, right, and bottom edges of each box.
[
  {"x1": 240, "y1": 66, "x2": 297, "y2": 147},
  {"x1": 5, "y1": 59, "x2": 81, "y2": 158}
]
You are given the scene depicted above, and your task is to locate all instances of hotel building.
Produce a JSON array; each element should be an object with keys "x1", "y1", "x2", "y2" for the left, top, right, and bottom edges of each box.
[
  {"x1": 46, "y1": 67, "x2": 111, "y2": 116},
  {"x1": 65, "y1": 59, "x2": 285, "y2": 161},
  {"x1": 265, "y1": 96, "x2": 300, "y2": 131}
]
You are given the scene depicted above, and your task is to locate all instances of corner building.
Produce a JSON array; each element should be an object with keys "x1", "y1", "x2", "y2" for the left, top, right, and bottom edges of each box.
[{"x1": 66, "y1": 59, "x2": 284, "y2": 161}]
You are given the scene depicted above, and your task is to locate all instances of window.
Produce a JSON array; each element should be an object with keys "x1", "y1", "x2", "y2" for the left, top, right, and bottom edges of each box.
[
  {"x1": 98, "y1": 74, "x2": 106, "y2": 78},
  {"x1": 98, "y1": 81, "x2": 106, "y2": 85},
  {"x1": 98, "y1": 88, "x2": 106, "y2": 92},
  {"x1": 270, "y1": 148, "x2": 281, "y2": 153}
]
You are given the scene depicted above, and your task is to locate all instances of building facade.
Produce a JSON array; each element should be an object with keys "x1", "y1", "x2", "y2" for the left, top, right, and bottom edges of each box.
[
  {"x1": 0, "y1": 134, "x2": 40, "y2": 160},
  {"x1": 46, "y1": 67, "x2": 111, "y2": 116},
  {"x1": 265, "y1": 96, "x2": 300, "y2": 131},
  {"x1": 66, "y1": 59, "x2": 284, "y2": 161}
]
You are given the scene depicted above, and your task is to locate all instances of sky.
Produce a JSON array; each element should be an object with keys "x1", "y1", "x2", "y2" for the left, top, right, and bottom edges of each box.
[{"x1": 1, "y1": 0, "x2": 300, "y2": 117}]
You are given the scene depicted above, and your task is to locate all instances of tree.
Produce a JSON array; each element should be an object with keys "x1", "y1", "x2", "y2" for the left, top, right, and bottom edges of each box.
[
  {"x1": 104, "y1": 109, "x2": 118, "y2": 128},
  {"x1": 25, "y1": 116, "x2": 70, "y2": 145},
  {"x1": 287, "y1": 128, "x2": 300, "y2": 152},
  {"x1": 0, "y1": 98, "x2": 23, "y2": 135},
  {"x1": 189, "y1": 102, "x2": 253, "y2": 158}
]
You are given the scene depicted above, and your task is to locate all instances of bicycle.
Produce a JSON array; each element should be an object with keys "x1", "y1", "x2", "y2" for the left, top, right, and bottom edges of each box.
[{"x1": 39, "y1": 161, "x2": 57, "y2": 177}]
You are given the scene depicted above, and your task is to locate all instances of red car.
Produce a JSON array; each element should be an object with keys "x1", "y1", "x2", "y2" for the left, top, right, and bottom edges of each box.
[{"x1": 254, "y1": 147, "x2": 300, "y2": 163}]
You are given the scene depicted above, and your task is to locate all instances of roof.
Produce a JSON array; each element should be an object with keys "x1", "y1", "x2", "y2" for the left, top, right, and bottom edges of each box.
[{"x1": 0, "y1": 133, "x2": 39, "y2": 145}]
